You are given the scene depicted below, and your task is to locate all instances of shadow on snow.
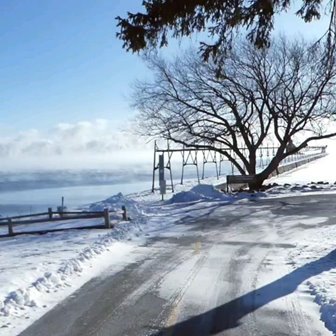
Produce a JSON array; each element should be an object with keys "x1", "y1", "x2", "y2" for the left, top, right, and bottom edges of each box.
[{"x1": 152, "y1": 249, "x2": 336, "y2": 336}]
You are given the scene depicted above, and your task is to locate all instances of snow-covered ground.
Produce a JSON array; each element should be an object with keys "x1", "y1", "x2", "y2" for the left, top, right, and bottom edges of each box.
[
  {"x1": 287, "y1": 224, "x2": 336, "y2": 334},
  {"x1": 1, "y1": 149, "x2": 336, "y2": 335},
  {"x1": 268, "y1": 154, "x2": 336, "y2": 185},
  {"x1": 0, "y1": 193, "x2": 148, "y2": 334},
  {"x1": 263, "y1": 150, "x2": 336, "y2": 335},
  {"x1": 0, "y1": 176, "x2": 231, "y2": 335}
]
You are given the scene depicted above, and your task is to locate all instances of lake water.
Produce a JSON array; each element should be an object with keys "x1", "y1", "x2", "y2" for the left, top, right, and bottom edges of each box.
[
  {"x1": 0, "y1": 180, "x2": 152, "y2": 216},
  {"x1": 0, "y1": 165, "x2": 228, "y2": 216}
]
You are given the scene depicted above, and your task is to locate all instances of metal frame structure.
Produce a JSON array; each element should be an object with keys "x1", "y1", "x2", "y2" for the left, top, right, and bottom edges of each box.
[
  {"x1": 151, "y1": 141, "x2": 327, "y2": 193},
  {"x1": 152, "y1": 141, "x2": 175, "y2": 193}
]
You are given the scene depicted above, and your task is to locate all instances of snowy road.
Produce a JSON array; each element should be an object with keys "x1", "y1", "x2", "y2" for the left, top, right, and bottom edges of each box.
[{"x1": 20, "y1": 194, "x2": 335, "y2": 336}]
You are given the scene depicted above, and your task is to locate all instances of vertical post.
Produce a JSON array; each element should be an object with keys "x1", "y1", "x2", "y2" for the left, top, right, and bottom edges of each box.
[
  {"x1": 169, "y1": 164, "x2": 174, "y2": 193},
  {"x1": 104, "y1": 208, "x2": 111, "y2": 228},
  {"x1": 159, "y1": 154, "x2": 166, "y2": 200},
  {"x1": 181, "y1": 146, "x2": 185, "y2": 185},
  {"x1": 219, "y1": 152, "x2": 222, "y2": 176},
  {"x1": 201, "y1": 149, "x2": 206, "y2": 180},
  {"x1": 151, "y1": 141, "x2": 157, "y2": 193},
  {"x1": 121, "y1": 206, "x2": 127, "y2": 220},
  {"x1": 48, "y1": 207, "x2": 53, "y2": 219},
  {"x1": 218, "y1": 145, "x2": 222, "y2": 176},
  {"x1": 61, "y1": 196, "x2": 64, "y2": 209},
  {"x1": 8, "y1": 218, "x2": 13, "y2": 236},
  {"x1": 194, "y1": 151, "x2": 200, "y2": 184},
  {"x1": 231, "y1": 150, "x2": 234, "y2": 175},
  {"x1": 167, "y1": 141, "x2": 174, "y2": 193},
  {"x1": 214, "y1": 151, "x2": 219, "y2": 180},
  {"x1": 266, "y1": 144, "x2": 270, "y2": 166}
]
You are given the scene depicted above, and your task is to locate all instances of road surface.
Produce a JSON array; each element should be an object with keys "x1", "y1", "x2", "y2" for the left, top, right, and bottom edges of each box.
[{"x1": 21, "y1": 194, "x2": 335, "y2": 336}]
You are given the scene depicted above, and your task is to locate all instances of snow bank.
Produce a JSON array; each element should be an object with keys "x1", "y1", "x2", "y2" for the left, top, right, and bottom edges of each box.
[
  {"x1": 266, "y1": 182, "x2": 336, "y2": 196},
  {"x1": 169, "y1": 184, "x2": 228, "y2": 204},
  {"x1": 0, "y1": 193, "x2": 146, "y2": 335},
  {"x1": 0, "y1": 222, "x2": 141, "y2": 317},
  {"x1": 308, "y1": 283, "x2": 336, "y2": 334},
  {"x1": 288, "y1": 224, "x2": 336, "y2": 335},
  {"x1": 88, "y1": 192, "x2": 145, "y2": 220},
  {"x1": 267, "y1": 151, "x2": 336, "y2": 185},
  {"x1": 265, "y1": 150, "x2": 336, "y2": 197}
]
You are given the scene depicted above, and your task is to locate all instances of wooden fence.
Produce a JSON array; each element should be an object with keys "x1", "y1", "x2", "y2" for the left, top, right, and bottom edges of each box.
[{"x1": 0, "y1": 207, "x2": 123, "y2": 237}]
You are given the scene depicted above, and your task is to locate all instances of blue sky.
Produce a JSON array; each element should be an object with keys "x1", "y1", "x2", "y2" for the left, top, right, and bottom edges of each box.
[
  {"x1": 0, "y1": 0, "x2": 147, "y2": 133},
  {"x1": 0, "y1": 0, "x2": 331, "y2": 136}
]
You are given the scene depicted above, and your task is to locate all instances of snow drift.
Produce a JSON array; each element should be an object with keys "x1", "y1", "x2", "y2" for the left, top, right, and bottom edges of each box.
[
  {"x1": 169, "y1": 184, "x2": 228, "y2": 204},
  {"x1": 0, "y1": 193, "x2": 145, "y2": 334}
]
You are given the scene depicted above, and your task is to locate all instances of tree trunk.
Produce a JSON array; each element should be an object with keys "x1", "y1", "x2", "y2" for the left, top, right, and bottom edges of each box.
[
  {"x1": 246, "y1": 149, "x2": 259, "y2": 190},
  {"x1": 247, "y1": 150, "x2": 257, "y2": 175},
  {"x1": 247, "y1": 148, "x2": 285, "y2": 190},
  {"x1": 248, "y1": 175, "x2": 265, "y2": 190}
]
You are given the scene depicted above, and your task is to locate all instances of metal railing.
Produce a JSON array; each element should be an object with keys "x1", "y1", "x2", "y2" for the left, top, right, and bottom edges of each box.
[{"x1": 151, "y1": 141, "x2": 327, "y2": 192}]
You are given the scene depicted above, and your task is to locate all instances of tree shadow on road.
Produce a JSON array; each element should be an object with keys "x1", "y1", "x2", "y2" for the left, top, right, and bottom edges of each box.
[{"x1": 152, "y1": 249, "x2": 336, "y2": 336}]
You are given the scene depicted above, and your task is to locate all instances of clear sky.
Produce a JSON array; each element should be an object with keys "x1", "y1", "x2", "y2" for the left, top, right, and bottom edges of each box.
[
  {"x1": 0, "y1": 0, "x2": 332, "y2": 167},
  {"x1": 0, "y1": 1, "x2": 331, "y2": 131},
  {"x1": 0, "y1": 0, "x2": 148, "y2": 133}
]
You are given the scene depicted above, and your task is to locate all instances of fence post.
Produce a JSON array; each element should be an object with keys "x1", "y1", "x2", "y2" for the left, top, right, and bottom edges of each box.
[
  {"x1": 104, "y1": 208, "x2": 111, "y2": 229},
  {"x1": 8, "y1": 219, "x2": 13, "y2": 236},
  {"x1": 48, "y1": 207, "x2": 53, "y2": 219},
  {"x1": 121, "y1": 206, "x2": 127, "y2": 221}
]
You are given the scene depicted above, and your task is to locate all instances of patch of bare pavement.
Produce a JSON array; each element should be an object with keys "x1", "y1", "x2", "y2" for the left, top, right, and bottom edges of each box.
[{"x1": 20, "y1": 194, "x2": 336, "y2": 336}]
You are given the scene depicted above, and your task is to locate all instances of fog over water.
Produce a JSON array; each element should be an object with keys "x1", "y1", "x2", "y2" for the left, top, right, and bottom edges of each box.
[
  {"x1": 0, "y1": 157, "x2": 228, "y2": 217},
  {"x1": 4, "y1": 117, "x2": 323, "y2": 216},
  {"x1": 1, "y1": 136, "x2": 332, "y2": 216}
]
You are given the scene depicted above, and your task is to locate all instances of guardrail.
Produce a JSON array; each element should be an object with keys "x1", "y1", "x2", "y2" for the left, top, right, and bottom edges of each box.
[
  {"x1": 0, "y1": 207, "x2": 128, "y2": 237},
  {"x1": 222, "y1": 148, "x2": 327, "y2": 192},
  {"x1": 269, "y1": 152, "x2": 327, "y2": 178},
  {"x1": 278, "y1": 146, "x2": 327, "y2": 168}
]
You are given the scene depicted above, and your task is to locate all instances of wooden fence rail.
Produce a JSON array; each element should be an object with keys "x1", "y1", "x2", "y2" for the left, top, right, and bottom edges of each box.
[
  {"x1": 0, "y1": 207, "x2": 125, "y2": 237},
  {"x1": 0, "y1": 210, "x2": 104, "y2": 222}
]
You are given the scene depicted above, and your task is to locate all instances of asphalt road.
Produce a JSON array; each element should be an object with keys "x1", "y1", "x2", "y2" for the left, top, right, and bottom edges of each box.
[{"x1": 20, "y1": 194, "x2": 336, "y2": 336}]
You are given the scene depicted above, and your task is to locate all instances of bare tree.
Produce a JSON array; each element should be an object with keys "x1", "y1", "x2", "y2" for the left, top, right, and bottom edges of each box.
[{"x1": 133, "y1": 38, "x2": 336, "y2": 189}]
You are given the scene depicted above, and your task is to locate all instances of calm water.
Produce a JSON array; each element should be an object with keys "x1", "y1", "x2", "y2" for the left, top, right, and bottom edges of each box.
[
  {"x1": 0, "y1": 181, "x2": 153, "y2": 216},
  {"x1": 0, "y1": 163, "x2": 232, "y2": 217},
  {"x1": 0, "y1": 170, "x2": 154, "y2": 216}
]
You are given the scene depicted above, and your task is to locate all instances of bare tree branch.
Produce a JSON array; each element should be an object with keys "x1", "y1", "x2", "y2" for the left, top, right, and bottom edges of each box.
[{"x1": 133, "y1": 37, "x2": 336, "y2": 188}]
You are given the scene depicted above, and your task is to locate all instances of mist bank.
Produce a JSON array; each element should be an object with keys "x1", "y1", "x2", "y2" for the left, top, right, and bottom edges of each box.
[
  {"x1": 0, "y1": 150, "x2": 153, "y2": 171},
  {"x1": 0, "y1": 119, "x2": 155, "y2": 171}
]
